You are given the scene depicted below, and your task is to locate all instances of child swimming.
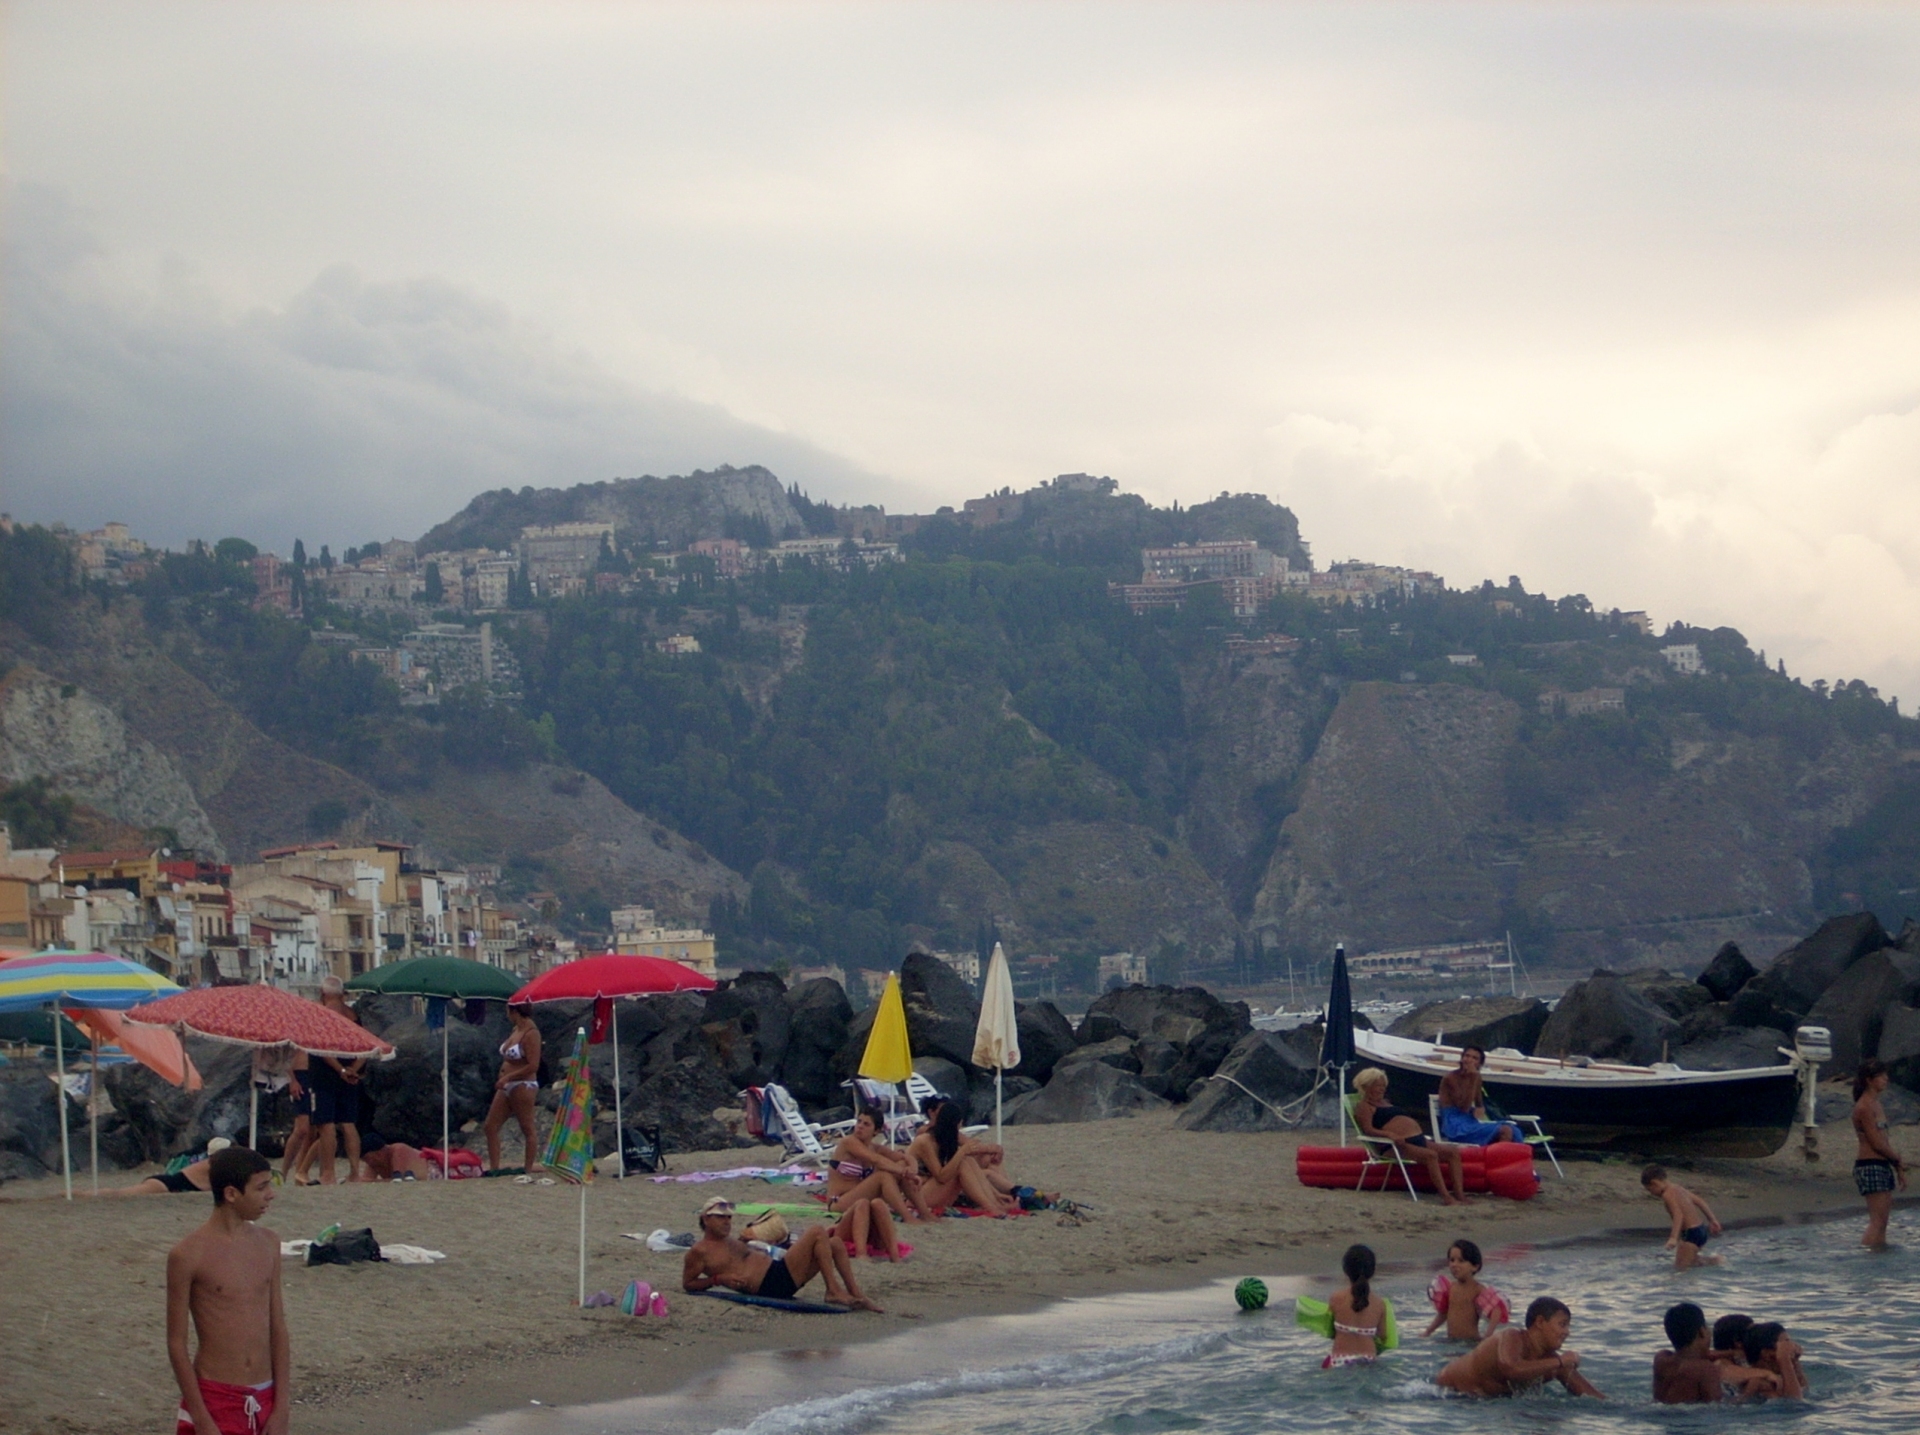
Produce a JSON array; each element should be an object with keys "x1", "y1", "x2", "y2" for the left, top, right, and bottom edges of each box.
[
  {"x1": 1642, "y1": 1165, "x2": 1724, "y2": 1268},
  {"x1": 1295, "y1": 1244, "x2": 1399, "y2": 1368},
  {"x1": 1422, "y1": 1238, "x2": 1509, "y2": 1340}
]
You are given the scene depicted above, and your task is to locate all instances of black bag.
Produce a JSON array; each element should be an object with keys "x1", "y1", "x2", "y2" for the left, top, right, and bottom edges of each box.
[
  {"x1": 307, "y1": 1228, "x2": 384, "y2": 1266},
  {"x1": 621, "y1": 1125, "x2": 664, "y2": 1174}
]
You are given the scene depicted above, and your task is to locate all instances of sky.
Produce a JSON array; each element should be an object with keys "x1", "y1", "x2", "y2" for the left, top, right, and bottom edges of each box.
[{"x1": 3, "y1": 2, "x2": 1916, "y2": 704}]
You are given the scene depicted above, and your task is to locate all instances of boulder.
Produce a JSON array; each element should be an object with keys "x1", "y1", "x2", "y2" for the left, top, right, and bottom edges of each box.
[
  {"x1": 1816, "y1": 1082, "x2": 1920, "y2": 1126},
  {"x1": 1621, "y1": 969, "x2": 1713, "y2": 1022},
  {"x1": 1695, "y1": 942, "x2": 1757, "y2": 1003},
  {"x1": 1055, "y1": 1037, "x2": 1141, "y2": 1074},
  {"x1": 1880, "y1": 999, "x2": 1920, "y2": 1098},
  {"x1": 1729, "y1": 913, "x2": 1890, "y2": 1031},
  {"x1": 1174, "y1": 1028, "x2": 1322, "y2": 1132},
  {"x1": 1535, "y1": 971, "x2": 1681, "y2": 1066},
  {"x1": 1076, "y1": 1011, "x2": 1128, "y2": 1045},
  {"x1": 781, "y1": 978, "x2": 852, "y2": 1104},
  {"x1": 1006, "y1": 1060, "x2": 1170, "y2": 1124},
  {"x1": 1803, "y1": 950, "x2": 1920, "y2": 1077},
  {"x1": 0, "y1": 1064, "x2": 70, "y2": 1178},
  {"x1": 1387, "y1": 996, "x2": 1550, "y2": 1054},
  {"x1": 1079, "y1": 984, "x2": 1251, "y2": 1098},
  {"x1": 899, "y1": 951, "x2": 982, "y2": 1070},
  {"x1": 1132, "y1": 1039, "x2": 1183, "y2": 1099},
  {"x1": 967, "y1": 1071, "x2": 1039, "y2": 1125},
  {"x1": 1671, "y1": 1027, "x2": 1790, "y2": 1072},
  {"x1": 1012, "y1": 1001, "x2": 1076, "y2": 1083},
  {"x1": 1676, "y1": 1002, "x2": 1730, "y2": 1046},
  {"x1": 700, "y1": 971, "x2": 791, "y2": 1088},
  {"x1": 359, "y1": 1019, "x2": 503, "y2": 1147},
  {"x1": 1898, "y1": 918, "x2": 1919, "y2": 956},
  {"x1": 910, "y1": 1056, "x2": 969, "y2": 1104},
  {"x1": 621, "y1": 1053, "x2": 754, "y2": 1153}
]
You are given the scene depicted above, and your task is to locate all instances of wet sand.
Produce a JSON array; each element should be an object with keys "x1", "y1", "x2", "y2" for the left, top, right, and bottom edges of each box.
[{"x1": 1, "y1": 1110, "x2": 1905, "y2": 1435}]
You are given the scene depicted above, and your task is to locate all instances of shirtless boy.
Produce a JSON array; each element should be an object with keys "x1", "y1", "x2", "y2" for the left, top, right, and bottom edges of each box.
[
  {"x1": 681, "y1": 1196, "x2": 882, "y2": 1311},
  {"x1": 165, "y1": 1147, "x2": 290, "y2": 1435},
  {"x1": 1653, "y1": 1302, "x2": 1778, "y2": 1403},
  {"x1": 1642, "y1": 1166, "x2": 1723, "y2": 1268},
  {"x1": 1435, "y1": 1297, "x2": 1604, "y2": 1398}
]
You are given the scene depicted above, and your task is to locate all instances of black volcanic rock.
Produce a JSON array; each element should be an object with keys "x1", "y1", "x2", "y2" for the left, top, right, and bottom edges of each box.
[{"x1": 1696, "y1": 942, "x2": 1758, "y2": 1003}]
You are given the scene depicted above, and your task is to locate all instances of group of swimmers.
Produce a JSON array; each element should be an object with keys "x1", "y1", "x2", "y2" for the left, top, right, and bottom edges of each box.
[{"x1": 1314, "y1": 1237, "x2": 1805, "y2": 1403}]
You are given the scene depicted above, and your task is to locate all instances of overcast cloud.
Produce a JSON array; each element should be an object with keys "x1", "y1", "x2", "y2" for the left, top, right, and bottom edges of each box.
[{"x1": 2, "y1": 2, "x2": 1916, "y2": 703}]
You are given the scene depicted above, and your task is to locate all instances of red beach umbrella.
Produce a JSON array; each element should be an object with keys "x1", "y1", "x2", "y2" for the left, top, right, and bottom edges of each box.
[
  {"x1": 127, "y1": 984, "x2": 396, "y2": 1057},
  {"x1": 510, "y1": 954, "x2": 716, "y2": 1177}
]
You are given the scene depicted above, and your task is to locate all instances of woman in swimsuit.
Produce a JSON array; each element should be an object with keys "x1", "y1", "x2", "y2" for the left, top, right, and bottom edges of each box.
[
  {"x1": 484, "y1": 1003, "x2": 544, "y2": 1174},
  {"x1": 1354, "y1": 1068, "x2": 1468, "y2": 1206},
  {"x1": 1852, "y1": 1058, "x2": 1908, "y2": 1249},
  {"x1": 1326, "y1": 1244, "x2": 1386, "y2": 1367},
  {"x1": 826, "y1": 1108, "x2": 927, "y2": 1222},
  {"x1": 904, "y1": 1100, "x2": 1011, "y2": 1215}
]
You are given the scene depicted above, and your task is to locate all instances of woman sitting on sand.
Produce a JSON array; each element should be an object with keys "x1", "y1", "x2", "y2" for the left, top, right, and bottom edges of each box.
[
  {"x1": 484, "y1": 1002, "x2": 544, "y2": 1175},
  {"x1": 1354, "y1": 1068, "x2": 1468, "y2": 1206},
  {"x1": 904, "y1": 1100, "x2": 1012, "y2": 1215},
  {"x1": 826, "y1": 1107, "x2": 927, "y2": 1222},
  {"x1": 831, "y1": 1194, "x2": 904, "y2": 1260}
]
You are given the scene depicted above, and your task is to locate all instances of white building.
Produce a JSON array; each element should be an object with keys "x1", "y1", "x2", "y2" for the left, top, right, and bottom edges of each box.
[
  {"x1": 1097, "y1": 951, "x2": 1148, "y2": 988},
  {"x1": 1661, "y1": 644, "x2": 1703, "y2": 675}
]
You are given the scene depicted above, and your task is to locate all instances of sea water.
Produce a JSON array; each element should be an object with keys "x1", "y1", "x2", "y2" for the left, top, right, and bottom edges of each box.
[{"x1": 464, "y1": 1208, "x2": 1917, "y2": 1435}]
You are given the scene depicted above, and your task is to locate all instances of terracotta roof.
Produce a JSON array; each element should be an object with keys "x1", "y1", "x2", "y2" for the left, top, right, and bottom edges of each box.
[{"x1": 60, "y1": 849, "x2": 158, "y2": 867}]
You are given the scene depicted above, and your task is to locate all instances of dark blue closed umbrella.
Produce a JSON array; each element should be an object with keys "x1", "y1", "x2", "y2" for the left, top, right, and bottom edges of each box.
[{"x1": 1319, "y1": 945, "x2": 1356, "y2": 1143}]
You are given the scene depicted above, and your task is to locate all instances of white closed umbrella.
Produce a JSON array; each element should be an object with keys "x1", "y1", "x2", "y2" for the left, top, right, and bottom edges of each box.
[{"x1": 971, "y1": 943, "x2": 1021, "y2": 1145}]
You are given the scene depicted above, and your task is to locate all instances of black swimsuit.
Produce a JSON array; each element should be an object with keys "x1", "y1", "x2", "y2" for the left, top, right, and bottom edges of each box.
[
  {"x1": 1370, "y1": 1105, "x2": 1429, "y2": 1148},
  {"x1": 757, "y1": 1256, "x2": 799, "y2": 1301}
]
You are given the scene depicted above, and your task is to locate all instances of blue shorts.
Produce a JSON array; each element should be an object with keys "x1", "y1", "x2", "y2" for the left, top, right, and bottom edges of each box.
[
  {"x1": 1438, "y1": 1108, "x2": 1511, "y2": 1145},
  {"x1": 311, "y1": 1077, "x2": 359, "y2": 1127},
  {"x1": 1680, "y1": 1223, "x2": 1711, "y2": 1249}
]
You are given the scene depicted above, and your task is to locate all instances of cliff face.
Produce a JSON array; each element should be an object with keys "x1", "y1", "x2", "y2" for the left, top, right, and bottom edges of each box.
[{"x1": 417, "y1": 464, "x2": 804, "y2": 553}]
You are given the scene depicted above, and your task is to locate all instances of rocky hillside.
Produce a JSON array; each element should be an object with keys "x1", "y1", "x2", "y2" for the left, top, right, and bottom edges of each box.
[{"x1": 416, "y1": 464, "x2": 806, "y2": 553}]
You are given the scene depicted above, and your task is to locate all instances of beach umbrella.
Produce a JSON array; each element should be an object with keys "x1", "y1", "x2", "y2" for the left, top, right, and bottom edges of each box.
[
  {"x1": 348, "y1": 956, "x2": 522, "y2": 1170},
  {"x1": 1319, "y1": 944, "x2": 1356, "y2": 1146},
  {"x1": 971, "y1": 943, "x2": 1021, "y2": 1145},
  {"x1": 0, "y1": 951, "x2": 183, "y2": 1199},
  {"x1": 538, "y1": 1026, "x2": 596, "y2": 1305},
  {"x1": 859, "y1": 973, "x2": 914, "y2": 1134},
  {"x1": 128, "y1": 982, "x2": 395, "y2": 1151},
  {"x1": 511, "y1": 954, "x2": 716, "y2": 1177}
]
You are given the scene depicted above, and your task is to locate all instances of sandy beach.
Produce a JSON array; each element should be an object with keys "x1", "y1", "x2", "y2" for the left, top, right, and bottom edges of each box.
[{"x1": 2, "y1": 1109, "x2": 1908, "y2": 1435}]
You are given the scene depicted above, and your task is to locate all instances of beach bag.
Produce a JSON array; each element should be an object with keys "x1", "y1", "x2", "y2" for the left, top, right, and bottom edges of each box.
[
  {"x1": 743, "y1": 1212, "x2": 790, "y2": 1246},
  {"x1": 622, "y1": 1125, "x2": 665, "y2": 1174},
  {"x1": 742, "y1": 1087, "x2": 768, "y2": 1140},
  {"x1": 308, "y1": 1228, "x2": 383, "y2": 1266}
]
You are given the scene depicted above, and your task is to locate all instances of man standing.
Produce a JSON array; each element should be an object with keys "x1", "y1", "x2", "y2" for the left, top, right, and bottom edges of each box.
[
  {"x1": 681, "y1": 1196, "x2": 882, "y2": 1311},
  {"x1": 309, "y1": 976, "x2": 366, "y2": 1184},
  {"x1": 1436, "y1": 1296, "x2": 1604, "y2": 1398},
  {"x1": 166, "y1": 1146, "x2": 289, "y2": 1435}
]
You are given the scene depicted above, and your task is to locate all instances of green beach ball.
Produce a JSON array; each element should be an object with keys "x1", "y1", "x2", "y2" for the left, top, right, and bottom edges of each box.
[{"x1": 1234, "y1": 1278, "x2": 1269, "y2": 1311}]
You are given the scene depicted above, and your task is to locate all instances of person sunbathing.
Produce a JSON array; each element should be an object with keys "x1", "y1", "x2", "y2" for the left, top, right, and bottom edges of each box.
[
  {"x1": 1436, "y1": 1297, "x2": 1604, "y2": 1398},
  {"x1": 682, "y1": 1196, "x2": 882, "y2": 1311},
  {"x1": 1353, "y1": 1069, "x2": 1468, "y2": 1205},
  {"x1": 827, "y1": 1107, "x2": 928, "y2": 1222},
  {"x1": 103, "y1": 1138, "x2": 232, "y2": 1196},
  {"x1": 904, "y1": 1101, "x2": 1011, "y2": 1215},
  {"x1": 361, "y1": 1142, "x2": 436, "y2": 1181}
]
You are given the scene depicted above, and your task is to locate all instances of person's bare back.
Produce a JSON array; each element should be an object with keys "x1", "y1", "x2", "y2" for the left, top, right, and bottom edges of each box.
[
  {"x1": 1435, "y1": 1299, "x2": 1603, "y2": 1399},
  {"x1": 166, "y1": 1148, "x2": 289, "y2": 1435}
]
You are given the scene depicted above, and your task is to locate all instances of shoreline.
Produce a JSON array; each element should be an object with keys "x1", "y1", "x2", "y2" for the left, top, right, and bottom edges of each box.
[{"x1": 3, "y1": 1110, "x2": 1907, "y2": 1435}]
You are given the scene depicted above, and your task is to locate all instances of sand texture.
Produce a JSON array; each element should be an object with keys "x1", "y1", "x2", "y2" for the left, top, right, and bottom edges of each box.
[{"x1": 2, "y1": 1111, "x2": 1907, "y2": 1435}]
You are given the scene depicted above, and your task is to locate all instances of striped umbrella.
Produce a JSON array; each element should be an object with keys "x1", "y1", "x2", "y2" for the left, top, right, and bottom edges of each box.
[
  {"x1": 539, "y1": 1027, "x2": 597, "y2": 1305},
  {"x1": 0, "y1": 952, "x2": 183, "y2": 1199}
]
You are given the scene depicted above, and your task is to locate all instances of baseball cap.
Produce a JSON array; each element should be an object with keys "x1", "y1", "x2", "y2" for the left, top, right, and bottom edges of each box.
[{"x1": 698, "y1": 1196, "x2": 737, "y2": 1219}]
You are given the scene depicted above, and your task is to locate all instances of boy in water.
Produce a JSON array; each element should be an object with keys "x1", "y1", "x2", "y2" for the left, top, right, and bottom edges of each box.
[
  {"x1": 1653, "y1": 1302, "x2": 1779, "y2": 1403},
  {"x1": 166, "y1": 1146, "x2": 289, "y2": 1435},
  {"x1": 1642, "y1": 1166, "x2": 1723, "y2": 1268},
  {"x1": 1435, "y1": 1296, "x2": 1605, "y2": 1398},
  {"x1": 1422, "y1": 1238, "x2": 1509, "y2": 1341},
  {"x1": 1741, "y1": 1322, "x2": 1807, "y2": 1399}
]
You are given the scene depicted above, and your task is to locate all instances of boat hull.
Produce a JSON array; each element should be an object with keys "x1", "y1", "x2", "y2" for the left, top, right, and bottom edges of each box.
[{"x1": 1354, "y1": 1034, "x2": 1803, "y2": 1158}]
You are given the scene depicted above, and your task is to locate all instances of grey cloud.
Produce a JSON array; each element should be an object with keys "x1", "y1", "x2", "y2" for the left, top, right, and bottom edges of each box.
[{"x1": 0, "y1": 183, "x2": 909, "y2": 553}]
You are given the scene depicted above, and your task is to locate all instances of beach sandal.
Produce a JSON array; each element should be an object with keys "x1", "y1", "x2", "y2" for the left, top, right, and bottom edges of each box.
[
  {"x1": 1055, "y1": 1200, "x2": 1095, "y2": 1227},
  {"x1": 513, "y1": 1174, "x2": 535, "y2": 1184},
  {"x1": 582, "y1": 1290, "x2": 616, "y2": 1308},
  {"x1": 538, "y1": 1177, "x2": 557, "y2": 1186}
]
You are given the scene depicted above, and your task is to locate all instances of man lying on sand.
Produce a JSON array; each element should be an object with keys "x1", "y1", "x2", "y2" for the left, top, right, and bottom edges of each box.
[
  {"x1": 681, "y1": 1196, "x2": 882, "y2": 1311},
  {"x1": 1435, "y1": 1297, "x2": 1604, "y2": 1398},
  {"x1": 1654, "y1": 1302, "x2": 1778, "y2": 1403}
]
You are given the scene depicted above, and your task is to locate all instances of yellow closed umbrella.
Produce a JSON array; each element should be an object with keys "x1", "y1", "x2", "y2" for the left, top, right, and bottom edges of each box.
[{"x1": 859, "y1": 974, "x2": 913, "y2": 1084}]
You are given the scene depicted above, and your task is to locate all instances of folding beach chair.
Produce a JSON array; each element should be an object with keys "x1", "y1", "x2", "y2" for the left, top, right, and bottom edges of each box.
[
  {"x1": 1344, "y1": 1092, "x2": 1421, "y2": 1202},
  {"x1": 757, "y1": 1083, "x2": 833, "y2": 1165},
  {"x1": 1426, "y1": 1092, "x2": 1564, "y2": 1179}
]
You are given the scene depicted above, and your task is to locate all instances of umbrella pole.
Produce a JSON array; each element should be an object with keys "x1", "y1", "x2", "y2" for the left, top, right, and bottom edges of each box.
[
  {"x1": 90, "y1": 1028, "x2": 100, "y2": 1195},
  {"x1": 612, "y1": 1004, "x2": 624, "y2": 1179},
  {"x1": 1337, "y1": 1063, "x2": 1349, "y2": 1147},
  {"x1": 250, "y1": 1082, "x2": 258, "y2": 1151},
  {"x1": 56, "y1": 1012, "x2": 73, "y2": 1201},
  {"x1": 442, "y1": 1019, "x2": 451, "y2": 1185},
  {"x1": 578, "y1": 1179, "x2": 588, "y2": 1306}
]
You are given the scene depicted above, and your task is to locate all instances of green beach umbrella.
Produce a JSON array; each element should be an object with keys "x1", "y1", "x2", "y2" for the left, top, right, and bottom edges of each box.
[{"x1": 346, "y1": 956, "x2": 522, "y2": 1172}]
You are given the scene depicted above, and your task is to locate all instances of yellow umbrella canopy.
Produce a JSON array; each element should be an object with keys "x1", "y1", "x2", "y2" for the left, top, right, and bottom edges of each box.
[{"x1": 858, "y1": 973, "x2": 913, "y2": 1084}]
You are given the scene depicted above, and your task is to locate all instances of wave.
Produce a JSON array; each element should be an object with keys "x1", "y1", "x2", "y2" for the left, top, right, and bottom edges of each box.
[{"x1": 704, "y1": 1329, "x2": 1231, "y2": 1435}]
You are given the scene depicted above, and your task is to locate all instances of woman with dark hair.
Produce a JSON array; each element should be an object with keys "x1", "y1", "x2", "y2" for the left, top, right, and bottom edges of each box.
[
  {"x1": 484, "y1": 1002, "x2": 544, "y2": 1174},
  {"x1": 827, "y1": 1107, "x2": 927, "y2": 1222},
  {"x1": 904, "y1": 1101, "x2": 1011, "y2": 1215},
  {"x1": 1852, "y1": 1058, "x2": 1908, "y2": 1248}
]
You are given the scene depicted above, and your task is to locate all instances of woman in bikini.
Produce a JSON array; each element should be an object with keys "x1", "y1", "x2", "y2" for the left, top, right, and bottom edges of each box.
[
  {"x1": 904, "y1": 1100, "x2": 1011, "y2": 1215},
  {"x1": 1354, "y1": 1068, "x2": 1468, "y2": 1206},
  {"x1": 826, "y1": 1107, "x2": 927, "y2": 1222},
  {"x1": 484, "y1": 1003, "x2": 544, "y2": 1174},
  {"x1": 1326, "y1": 1244, "x2": 1388, "y2": 1367},
  {"x1": 1853, "y1": 1058, "x2": 1908, "y2": 1249}
]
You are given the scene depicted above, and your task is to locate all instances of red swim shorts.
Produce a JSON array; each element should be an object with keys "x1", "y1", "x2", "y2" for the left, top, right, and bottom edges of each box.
[{"x1": 175, "y1": 1377, "x2": 275, "y2": 1434}]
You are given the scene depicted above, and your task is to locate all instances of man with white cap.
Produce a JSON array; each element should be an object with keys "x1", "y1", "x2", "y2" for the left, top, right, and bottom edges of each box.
[{"x1": 682, "y1": 1195, "x2": 882, "y2": 1311}]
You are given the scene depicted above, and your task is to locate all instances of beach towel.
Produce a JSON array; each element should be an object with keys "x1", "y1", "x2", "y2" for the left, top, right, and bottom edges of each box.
[
  {"x1": 647, "y1": 1165, "x2": 821, "y2": 1184},
  {"x1": 694, "y1": 1288, "x2": 850, "y2": 1314}
]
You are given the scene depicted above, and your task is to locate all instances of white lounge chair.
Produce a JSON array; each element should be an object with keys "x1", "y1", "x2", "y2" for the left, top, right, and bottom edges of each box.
[
  {"x1": 1427, "y1": 1092, "x2": 1564, "y2": 1178},
  {"x1": 755, "y1": 1083, "x2": 833, "y2": 1164}
]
